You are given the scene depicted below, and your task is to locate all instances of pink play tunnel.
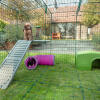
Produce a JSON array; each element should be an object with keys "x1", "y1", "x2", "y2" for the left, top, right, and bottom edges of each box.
[
  {"x1": 24, "y1": 56, "x2": 38, "y2": 70},
  {"x1": 24, "y1": 55, "x2": 55, "y2": 70}
]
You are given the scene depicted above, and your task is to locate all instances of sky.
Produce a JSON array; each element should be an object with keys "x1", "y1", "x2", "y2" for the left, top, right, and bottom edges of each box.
[{"x1": 43, "y1": 0, "x2": 87, "y2": 7}]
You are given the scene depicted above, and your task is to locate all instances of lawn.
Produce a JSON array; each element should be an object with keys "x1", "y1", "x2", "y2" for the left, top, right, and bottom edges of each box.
[{"x1": 0, "y1": 52, "x2": 100, "y2": 100}]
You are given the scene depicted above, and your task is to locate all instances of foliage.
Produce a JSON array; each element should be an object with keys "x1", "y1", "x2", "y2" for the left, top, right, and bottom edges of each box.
[
  {"x1": 0, "y1": 20, "x2": 7, "y2": 47},
  {"x1": 3, "y1": 24, "x2": 37, "y2": 42},
  {"x1": 82, "y1": 0, "x2": 100, "y2": 28},
  {"x1": 0, "y1": 20, "x2": 7, "y2": 32},
  {"x1": 4, "y1": 24, "x2": 24, "y2": 42},
  {"x1": 0, "y1": 0, "x2": 51, "y2": 36},
  {"x1": 7, "y1": 0, "x2": 34, "y2": 21}
]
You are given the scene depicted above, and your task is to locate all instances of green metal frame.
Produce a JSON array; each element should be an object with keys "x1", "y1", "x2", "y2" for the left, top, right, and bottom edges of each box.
[{"x1": 75, "y1": 0, "x2": 82, "y2": 66}]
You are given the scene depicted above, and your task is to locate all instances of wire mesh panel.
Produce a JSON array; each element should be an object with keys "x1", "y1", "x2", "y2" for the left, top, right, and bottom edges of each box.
[
  {"x1": 0, "y1": 1, "x2": 16, "y2": 64},
  {"x1": 76, "y1": 0, "x2": 100, "y2": 69},
  {"x1": 0, "y1": 0, "x2": 52, "y2": 64},
  {"x1": 0, "y1": 0, "x2": 100, "y2": 100},
  {"x1": 31, "y1": 0, "x2": 79, "y2": 64}
]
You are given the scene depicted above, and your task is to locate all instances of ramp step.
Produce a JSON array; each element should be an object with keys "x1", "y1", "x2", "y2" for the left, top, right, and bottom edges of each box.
[
  {"x1": 3, "y1": 63, "x2": 17, "y2": 67},
  {"x1": 5, "y1": 60, "x2": 19, "y2": 63},
  {"x1": 6, "y1": 57, "x2": 21, "y2": 61},
  {"x1": 10, "y1": 53, "x2": 24, "y2": 55},
  {"x1": 8, "y1": 55, "x2": 23, "y2": 57}
]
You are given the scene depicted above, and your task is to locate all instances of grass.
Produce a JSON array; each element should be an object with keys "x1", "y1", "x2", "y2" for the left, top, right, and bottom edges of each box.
[
  {"x1": 0, "y1": 51, "x2": 8, "y2": 64},
  {"x1": 0, "y1": 52, "x2": 100, "y2": 100}
]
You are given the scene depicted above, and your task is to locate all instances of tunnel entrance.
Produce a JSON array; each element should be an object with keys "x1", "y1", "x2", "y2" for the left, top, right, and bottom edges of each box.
[
  {"x1": 92, "y1": 59, "x2": 100, "y2": 69},
  {"x1": 27, "y1": 58, "x2": 37, "y2": 67}
]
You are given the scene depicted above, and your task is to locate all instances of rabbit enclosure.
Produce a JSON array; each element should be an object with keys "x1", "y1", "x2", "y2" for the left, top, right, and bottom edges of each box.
[{"x1": 0, "y1": 0, "x2": 100, "y2": 100}]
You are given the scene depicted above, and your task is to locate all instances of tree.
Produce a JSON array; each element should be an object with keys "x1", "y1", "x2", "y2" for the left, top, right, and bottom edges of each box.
[
  {"x1": 7, "y1": 0, "x2": 34, "y2": 21},
  {"x1": 82, "y1": 0, "x2": 100, "y2": 28}
]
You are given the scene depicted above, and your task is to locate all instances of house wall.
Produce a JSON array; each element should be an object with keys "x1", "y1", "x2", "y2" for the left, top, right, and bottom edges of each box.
[
  {"x1": 91, "y1": 24, "x2": 100, "y2": 34},
  {"x1": 76, "y1": 23, "x2": 88, "y2": 40},
  {"x1": 76, "y1": 24, "x2": 81, "y2": 40},
  {"x1": 81, "y1": 25, "x2": 88, "y2": 40}
]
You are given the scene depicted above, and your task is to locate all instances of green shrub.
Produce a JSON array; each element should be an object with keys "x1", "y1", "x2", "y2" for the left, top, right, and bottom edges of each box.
[
  {"x1": 4, "y1": 24, "x2": 38, "y2": 42},
  {"x1": 4, "y1": 24, "x2": 24, "y2": 42},
  {"x1": 0, "y1": 20, "x2": 7, "y2": 47},
  {"x1": 0, "y1": 20, "x2": 7, "y2": 32}
]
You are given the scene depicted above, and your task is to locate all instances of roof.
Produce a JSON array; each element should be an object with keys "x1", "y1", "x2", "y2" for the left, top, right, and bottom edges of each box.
[{"x1": 50, "y1": 6, "x2": 83, "y2": 23}]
